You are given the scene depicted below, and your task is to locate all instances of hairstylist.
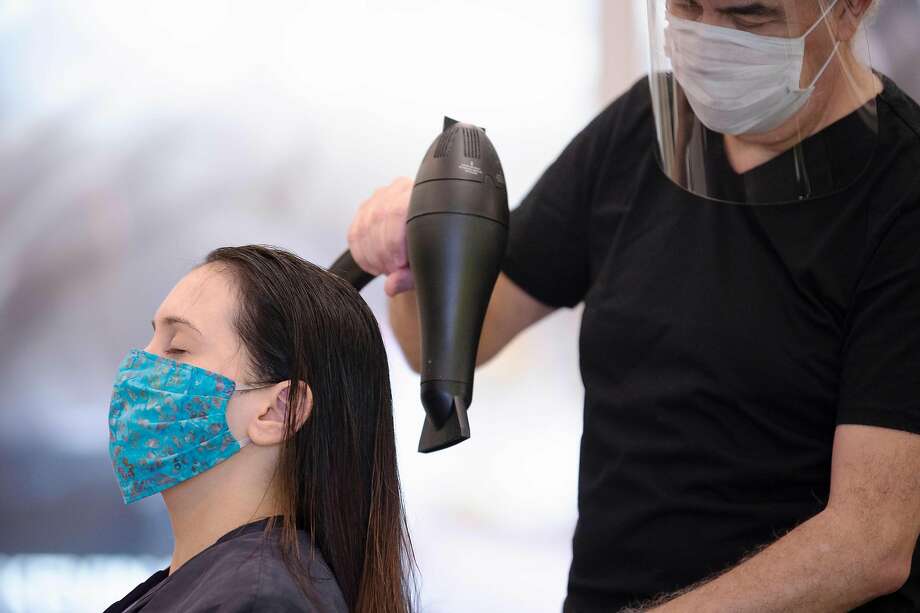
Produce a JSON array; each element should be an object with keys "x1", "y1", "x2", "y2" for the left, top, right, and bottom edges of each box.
[{"x1": 348, "y1": 1, "x2": 920, "y2": 611}]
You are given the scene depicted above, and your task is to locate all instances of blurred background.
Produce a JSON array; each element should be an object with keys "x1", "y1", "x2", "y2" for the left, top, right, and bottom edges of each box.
[{"x1": 0, "y1": 1, "x2": 916, "y2": 611}]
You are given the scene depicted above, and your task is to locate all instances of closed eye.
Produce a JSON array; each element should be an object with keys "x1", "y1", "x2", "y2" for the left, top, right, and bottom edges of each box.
[
  {"x1": 731, "y1": 17, "x2": 777, "y2": 30},
  {"x1": 165, "y1": 348, "x2": 188, "y2": 356},
  {"x1": 719, "y1": 2, "x2": 784, "y2": 29}
]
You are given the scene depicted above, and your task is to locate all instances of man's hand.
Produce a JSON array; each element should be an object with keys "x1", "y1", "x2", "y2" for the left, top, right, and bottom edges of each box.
[{"x1": 348, "y1": 176, "x2": 416, "y2": 297}]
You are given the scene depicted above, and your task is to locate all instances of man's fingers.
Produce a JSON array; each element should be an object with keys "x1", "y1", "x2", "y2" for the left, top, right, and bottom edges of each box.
[
  {"x1": 348, "y1": 176, "x2": 413, "y2": 279},
  {"x1": 384, "y1": 267, "x2": 415, "y2": 297}
]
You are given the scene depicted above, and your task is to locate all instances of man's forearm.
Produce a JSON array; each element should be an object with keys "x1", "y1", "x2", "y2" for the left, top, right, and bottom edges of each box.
[
  {"x1": 640, "y1": 508, "x2": 906, "y2": 612},
  {"x1": 389, "y1": 290, "x2": 421, "y2": 372}
]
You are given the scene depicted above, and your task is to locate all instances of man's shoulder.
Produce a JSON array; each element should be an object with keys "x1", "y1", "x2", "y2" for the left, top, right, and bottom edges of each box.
[
  {"x1": 587, "y1": 75, "x2": 655, "y2": 143},
  {"x1": 871, "y1": 74, "x2": 920, "y2": 221},
  {"x1": 856, "y1": 76, "x2": 920, "y2": 278},
  {"x1": 556, "y1": 74, "x2": 655, "y2": 188},
  {"x1": 600, "y1": 75, "x2": 653, "y2": 118},
  {"x1": 879, "y1": 73, "x2": 920, "y2": 160}
]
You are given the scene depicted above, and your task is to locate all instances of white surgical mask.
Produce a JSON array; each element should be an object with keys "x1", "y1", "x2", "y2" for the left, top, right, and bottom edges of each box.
[{"x1": 665, "y1": 0, "x2": 841, "y2": 135}]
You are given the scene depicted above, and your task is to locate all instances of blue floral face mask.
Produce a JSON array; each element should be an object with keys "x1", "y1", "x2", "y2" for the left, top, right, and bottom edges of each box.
[{"x1": 108, "y1": 349, "x2": 267, "y2": 504}]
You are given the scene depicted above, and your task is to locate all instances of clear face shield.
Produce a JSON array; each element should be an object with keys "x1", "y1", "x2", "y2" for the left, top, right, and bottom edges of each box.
[{"x1": 646, "y1": 0, "x2": 880, "y2": 204}]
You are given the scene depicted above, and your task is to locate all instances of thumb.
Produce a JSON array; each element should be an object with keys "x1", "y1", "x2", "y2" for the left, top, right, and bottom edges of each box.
[{"x1": 384, "y1": 267, "x2": 415, "y2": 297}]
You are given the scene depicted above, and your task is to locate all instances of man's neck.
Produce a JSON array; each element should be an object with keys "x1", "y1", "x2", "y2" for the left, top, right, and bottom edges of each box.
[
  {"x1": 161, "y1": 455, "x2": 281, "y2": 574},
  {"x1": 723, "y1": 54, "x2": 881, "y2": 175}
]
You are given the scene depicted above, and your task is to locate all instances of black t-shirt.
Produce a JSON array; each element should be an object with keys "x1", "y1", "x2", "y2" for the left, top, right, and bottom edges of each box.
[
  {"x1": 103, "y1": 517, "x2": 348, "y2": 612},
  {"x1": 501, "y1": 74, "x2": 920, "y2": 612}
]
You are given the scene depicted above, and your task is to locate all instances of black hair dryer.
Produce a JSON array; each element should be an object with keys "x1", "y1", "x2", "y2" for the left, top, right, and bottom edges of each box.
[{"x1": 329, "y1": 117, "x2": 508, "y2": 453}]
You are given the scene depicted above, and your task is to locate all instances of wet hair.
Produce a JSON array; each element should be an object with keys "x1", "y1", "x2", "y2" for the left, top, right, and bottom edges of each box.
[{"x1": 205, "y1": 245, "x2": 415, "y2": 613}]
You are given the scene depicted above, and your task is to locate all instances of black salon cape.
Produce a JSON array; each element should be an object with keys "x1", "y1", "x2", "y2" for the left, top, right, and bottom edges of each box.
[
  {"x1": 501, "y1": 73, "x2": 920, "y2": 612},
  {"x1": 104, "y1": 517, "x2": 348, "y2": 613}
]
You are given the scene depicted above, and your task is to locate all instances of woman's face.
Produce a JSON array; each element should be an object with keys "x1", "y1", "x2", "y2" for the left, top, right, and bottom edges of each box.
[
  {"x1": 144, "y1": 263, "x2": 248, "y2": 380},
  {"x1": 143, "y1": 263, "x2": 264, "y2": 441}
]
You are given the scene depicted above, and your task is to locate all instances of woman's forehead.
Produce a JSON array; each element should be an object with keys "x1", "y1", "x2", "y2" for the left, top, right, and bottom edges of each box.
[{"x1": 154, "y1": 264, "x2": 237, "y2": 336}]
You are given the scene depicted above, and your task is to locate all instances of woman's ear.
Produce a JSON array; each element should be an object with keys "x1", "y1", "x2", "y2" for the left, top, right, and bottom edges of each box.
[{"x1": 247, "y1": 380, "x2": 313, "y2": 446}]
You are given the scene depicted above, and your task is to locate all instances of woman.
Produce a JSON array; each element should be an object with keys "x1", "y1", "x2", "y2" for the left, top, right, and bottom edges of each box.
[{"x1": 104, "y1": 245, "x2": 415, "y2": 613}]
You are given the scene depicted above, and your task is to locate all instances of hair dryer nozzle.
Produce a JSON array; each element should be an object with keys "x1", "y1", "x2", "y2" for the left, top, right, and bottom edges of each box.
[{"x1": 418, "y1": 395, "x2": 470, "y2": 453}]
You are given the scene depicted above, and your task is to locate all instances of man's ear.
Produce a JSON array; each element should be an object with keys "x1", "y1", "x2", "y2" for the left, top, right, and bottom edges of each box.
[
  {"x1": 247, "y1": 380, "x2": 313, "y2": 446},
  {"x1": 834, "y1": 0, "x2": 873, "y2": 42}
]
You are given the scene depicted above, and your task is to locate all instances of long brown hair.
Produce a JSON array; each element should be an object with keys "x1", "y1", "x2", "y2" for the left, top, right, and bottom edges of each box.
[{"x1": 206, "y1": 245, "x2": 416, "y2": 612}]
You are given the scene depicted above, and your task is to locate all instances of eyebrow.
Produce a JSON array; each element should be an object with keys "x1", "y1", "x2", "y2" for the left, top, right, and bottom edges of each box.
[
  {"x1": 151, "y1": 316, "x2": 203, "y2": 335},
  {"x1": 717, "y1": 2, "x2": 784, "y2": 18}
]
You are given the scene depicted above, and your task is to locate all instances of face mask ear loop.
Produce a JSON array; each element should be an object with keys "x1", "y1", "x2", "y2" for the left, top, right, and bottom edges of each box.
[
  {"x1": 230, "y1": 383, "x2": 276, "y2": 448},
  {"x1": 234, "y1": 383, "x2": 275, "y2": 393},
  {"x1": 799, "y1": 0, "x2": 842, "y2": 90},
  {"x1": 803, "y1": 0, "x2": 841, "y2": 40},
  {"x1": 804, "y1": 40, "x2": 841, "y2": 89}
]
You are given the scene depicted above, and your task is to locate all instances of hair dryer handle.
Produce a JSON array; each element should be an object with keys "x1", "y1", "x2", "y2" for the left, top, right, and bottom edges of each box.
[{"x1": 329, "y1": 250, "x2": 376, "y2": 291}]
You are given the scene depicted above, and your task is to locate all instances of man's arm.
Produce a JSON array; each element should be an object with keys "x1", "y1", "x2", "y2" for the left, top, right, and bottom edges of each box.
[
  {"x1": 633, "y1": 425, "x2": 920, "y2": 612},
  {"x1": 390, "y1": 272, "x2": 556, "y2": 373}
]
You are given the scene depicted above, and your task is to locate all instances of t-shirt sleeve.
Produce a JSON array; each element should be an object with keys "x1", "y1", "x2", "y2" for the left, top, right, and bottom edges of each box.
[
  {"x1": 837, "y1": 196, "x2": 920, "y2": 434},
  {"x1": 500, "y1": 87, "x2": 633, "y2": 309}
]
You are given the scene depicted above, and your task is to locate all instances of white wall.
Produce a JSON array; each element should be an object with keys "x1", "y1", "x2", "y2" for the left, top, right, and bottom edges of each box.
[{"x1": 0, "y1": 1, "x2": 644, "y2": 612}]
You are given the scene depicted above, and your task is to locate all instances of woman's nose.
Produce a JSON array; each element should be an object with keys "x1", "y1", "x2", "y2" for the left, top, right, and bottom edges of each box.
[{"x1": 143, "y1": 335, "x2": 162, "y2": 356}]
